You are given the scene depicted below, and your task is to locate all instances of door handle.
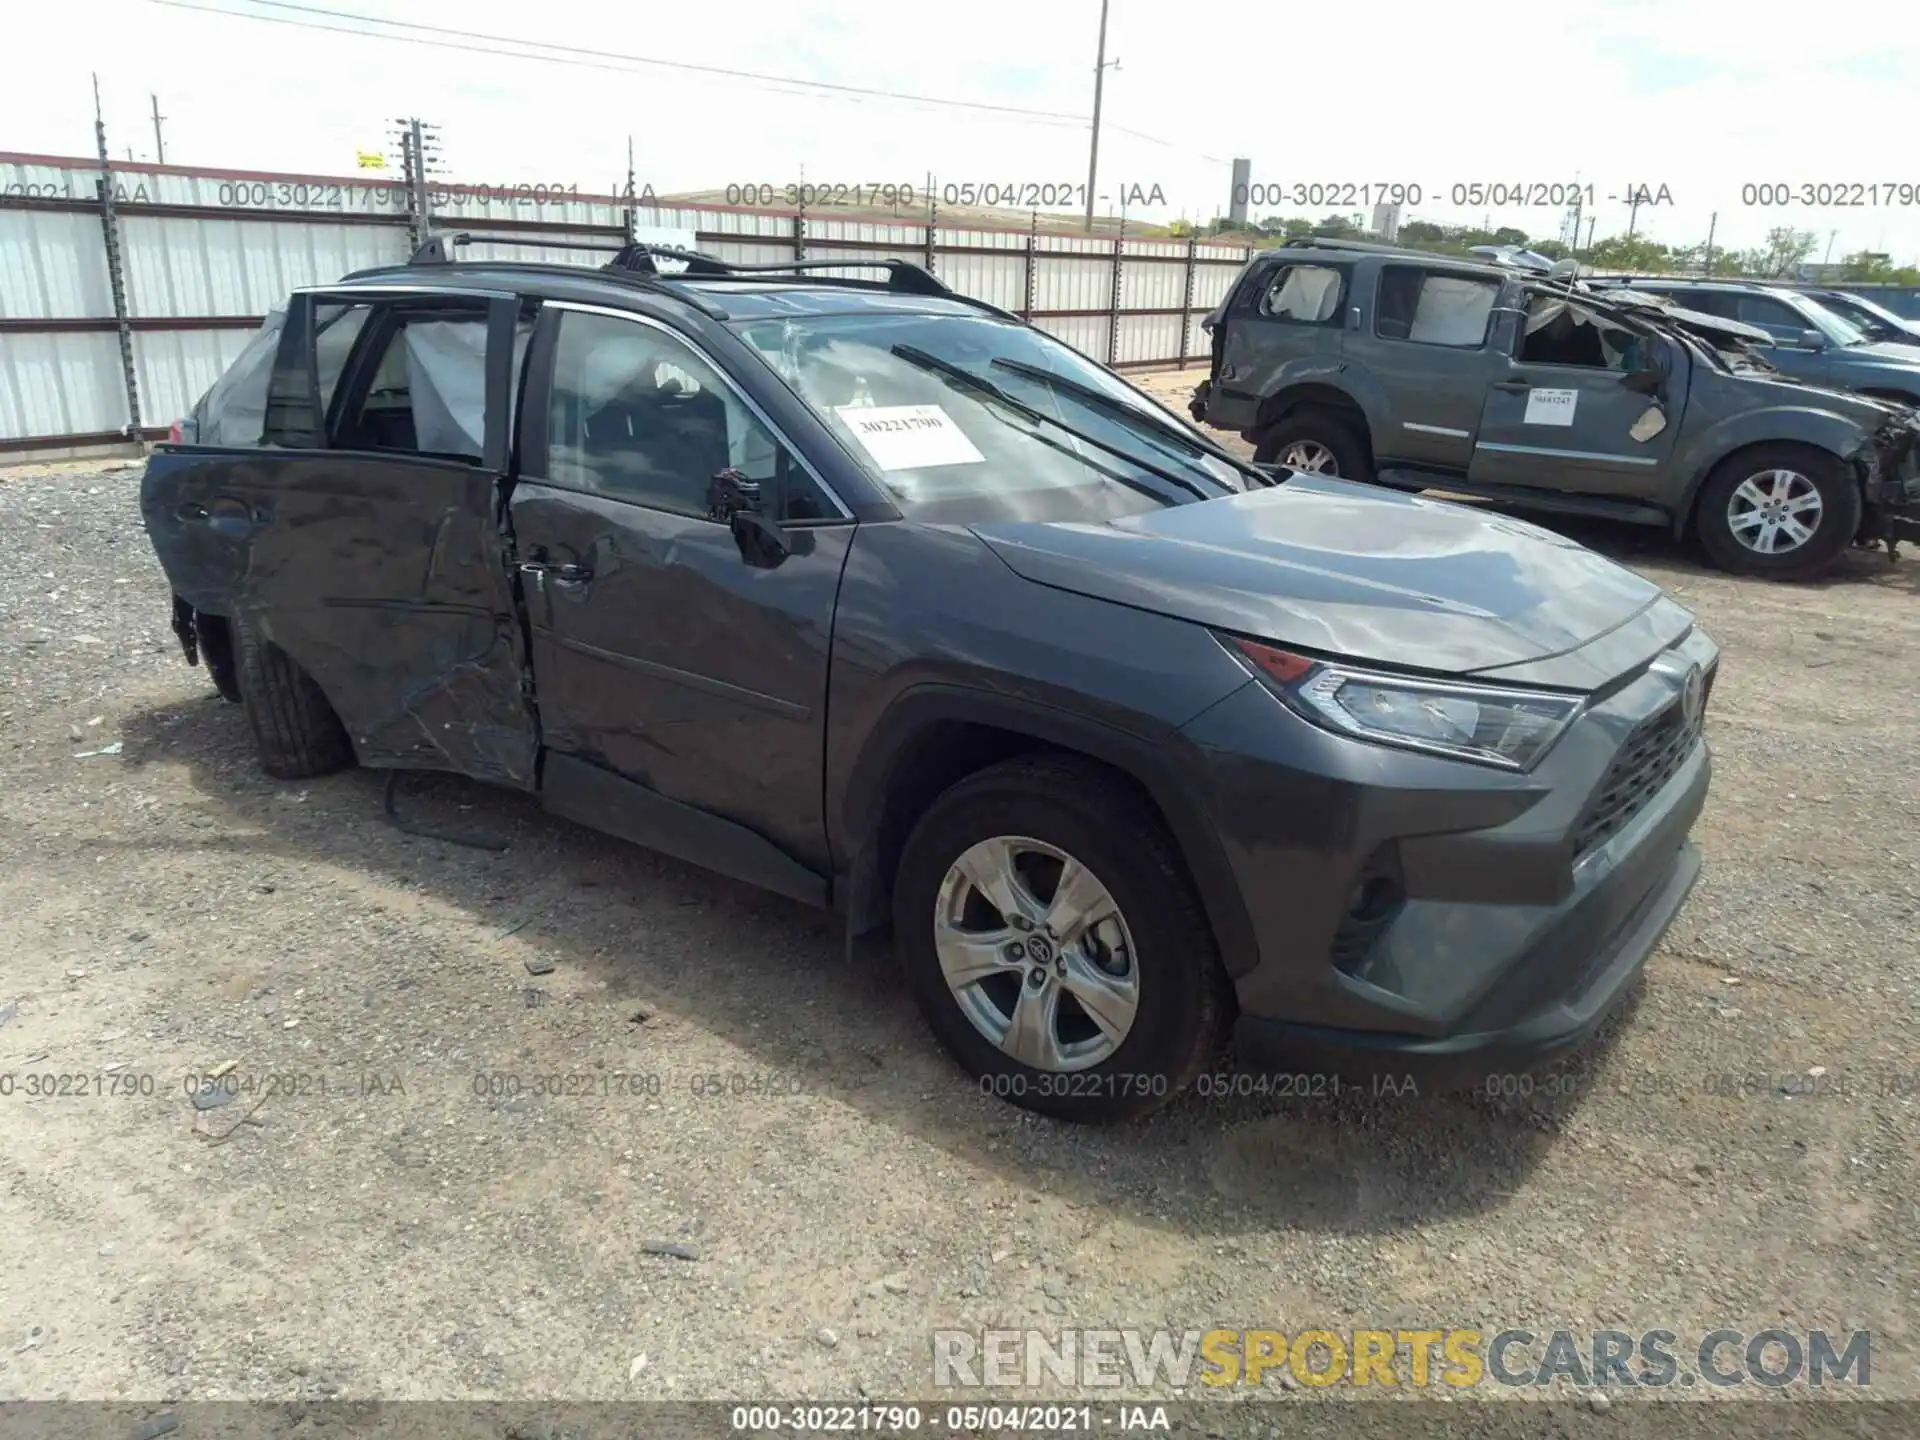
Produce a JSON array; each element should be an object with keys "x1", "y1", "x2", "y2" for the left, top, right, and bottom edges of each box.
[
  {"x1": 519, "y1": 561, "x2": 591, "y2": 585},
  {"x1": 1493, "y1": 380, "x2": 1531, "y2": 393}
]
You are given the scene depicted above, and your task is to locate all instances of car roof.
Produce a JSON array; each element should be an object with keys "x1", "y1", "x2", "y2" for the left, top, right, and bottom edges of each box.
[{"x1": 333, "y1": 259, "x2": 1002, "y2": 324}]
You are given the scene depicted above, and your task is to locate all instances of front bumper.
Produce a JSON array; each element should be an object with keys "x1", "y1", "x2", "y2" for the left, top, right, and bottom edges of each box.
[
  {"x1": 1181, "y1": 621, "x2": 1716, "y2": 1090},
  {"x1": 1235, "y1": 836, "x2": 1698, "y2": 1090}
]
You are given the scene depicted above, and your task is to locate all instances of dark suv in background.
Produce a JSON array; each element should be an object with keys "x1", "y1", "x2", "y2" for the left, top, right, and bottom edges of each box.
[
  {"x1": 1591, "y1": 278, "x2": 1920, "y2": 402},
  {"x1": 1192, "y1": 239, "x2": 1920, "y2": 578},
  {"x1": 143, "y1": 242, "x2": 1716, "y2": 1122}
]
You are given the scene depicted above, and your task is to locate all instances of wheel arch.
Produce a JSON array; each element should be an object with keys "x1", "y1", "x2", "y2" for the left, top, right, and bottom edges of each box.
[
  {"x1": 1252, "y1": 382, "x2": 1374, "y2": 449},
  {"x1": 1671, "y1": 416, "x2": 1862, "y2": 539},
  {"x1": 837, "y1": 685, "x2": 1261, "y2": 979}
]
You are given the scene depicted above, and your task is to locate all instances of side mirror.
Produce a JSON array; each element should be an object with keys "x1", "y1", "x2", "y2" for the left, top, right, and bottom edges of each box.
[
  {"x1": 706, "y1": 466, "x2": 762, "y2": 522},
  {"x1": 1621, "y1": 367, "x2": 1665, "y2": 395},
  {"x1": 708, "y1": 467, "x2": 792, "y2": 569},
  {"x1": 1797, "y1": 329, "x2": 1828, "y2": 351}
]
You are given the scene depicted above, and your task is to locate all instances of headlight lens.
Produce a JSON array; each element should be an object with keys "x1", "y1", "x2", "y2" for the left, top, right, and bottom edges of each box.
[{"x1": 1229, "y1": 637, "x2": 1583, "y2": 771}]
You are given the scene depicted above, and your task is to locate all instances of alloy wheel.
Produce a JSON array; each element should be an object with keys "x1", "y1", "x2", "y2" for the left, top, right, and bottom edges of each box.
[
  {"x1": 1728, "y1": 469, "x2": 1823, "y2": 554},
  {"x1": 1279, "y1": 440, "x2": 1339, "y2": 474},
  {"x1": 932, "y1": 835, "x2": 1140, "y2": 1072}
]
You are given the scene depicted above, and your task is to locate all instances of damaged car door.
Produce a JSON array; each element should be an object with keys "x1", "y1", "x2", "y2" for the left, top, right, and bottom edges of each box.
[
  {"x1": 505, "y1": 303, "x2": 854, "y2": 897},
  {"x1": 1468, "y1": 295, "x2": 1683, "y2": 498},
  {"x1": 143, "y1": 285, "x2": 539, "y2": 787}
]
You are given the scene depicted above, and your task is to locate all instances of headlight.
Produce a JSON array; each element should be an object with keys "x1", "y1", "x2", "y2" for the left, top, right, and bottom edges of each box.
[{"x1": 1227, "y1": 637, "x2": 1583, "y2": 771}]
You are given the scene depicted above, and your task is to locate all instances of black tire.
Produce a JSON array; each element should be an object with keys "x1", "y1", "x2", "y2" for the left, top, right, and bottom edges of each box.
[
  {"x1": 197, "y1": 613, "x2": 242, "y2": 704},
  {"x1": 231, "y1": 613, "x2": 355, "y2": 779},
  {"x1": 1694, "y1": 443, "x2": 1860, "y2": 580},
  {"x1": 1254, "y1": 408, "x2": 1374, "y2": 482},
  {"x1": 891, "y1": 755, "x2": 1231, "y2": 1123}
]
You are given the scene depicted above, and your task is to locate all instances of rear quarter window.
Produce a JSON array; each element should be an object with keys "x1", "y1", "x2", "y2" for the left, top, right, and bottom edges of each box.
[{"x1": 191, "y1": 311, "x2": 286, "y2": 447}]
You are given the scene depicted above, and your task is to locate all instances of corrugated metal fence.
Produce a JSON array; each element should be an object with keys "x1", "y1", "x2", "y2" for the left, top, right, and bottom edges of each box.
[{"x1": 0, "y1": 151, "x2": 1255, "y2": 457}]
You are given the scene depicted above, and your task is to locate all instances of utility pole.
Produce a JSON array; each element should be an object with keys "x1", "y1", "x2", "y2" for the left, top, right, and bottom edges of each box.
[
  {"x1": 1083, "y1": 0, "x2": 1113, "y2": 235},
  {"x1": 1703, "y1": 211, "x2": 1717, "y2": 277},
  {"x1": 1626, "y1": 189, "x2": 1643, "y2": 239},
  {"x1": 624, "y1": 134, "x2": 637, "y2": 242},
  {"x1": 150, "y1": 93, "x2": 166, "y2": 163},
  {"x1": 1822, "y1": 228, "x2": 1837, "y2": 268},
  {"x1": 1583, "y1": 215, "x2": 1596, "y2": 253}
]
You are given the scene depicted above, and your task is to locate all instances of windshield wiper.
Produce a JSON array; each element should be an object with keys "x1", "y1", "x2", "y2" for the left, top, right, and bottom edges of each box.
[
  {"x1": 888, "y1": 344, "x2": 1214, "y2": 503},
  {"x1": 988, "y1": 357, "x2": 1269, "y2": 487}
]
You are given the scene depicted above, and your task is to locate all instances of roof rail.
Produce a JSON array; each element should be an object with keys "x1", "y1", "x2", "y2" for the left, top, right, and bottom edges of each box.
[
  {"x1": 409, "y1": 232, "x2": 628, "y2": 264},
  {"x1": 1279, "y1": 235, "x2": 1503, "y2": 267},
  {"x1": 605, "y1": 244, "x2": 957, "y2": 298}
]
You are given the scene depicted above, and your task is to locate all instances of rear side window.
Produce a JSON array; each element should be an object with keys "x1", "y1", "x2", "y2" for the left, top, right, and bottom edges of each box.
[
  {"x1": 1257, "y1": 264, "x2": 1345, "y2": 323},
  {"x1": 190, "y1": 311, "x2": 286, "y2": 446},
  {"x1": 332, "y1": 309, "x2": 490, "y2": 460},
  {"x1": 1375, "y1": 267, "x2": 1498, "y2": 347}
]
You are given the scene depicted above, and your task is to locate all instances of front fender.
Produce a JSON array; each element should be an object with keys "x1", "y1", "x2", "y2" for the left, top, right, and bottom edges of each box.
[{"x1": 1670, "y1": 405, "x2": 1869, "y2": 536}]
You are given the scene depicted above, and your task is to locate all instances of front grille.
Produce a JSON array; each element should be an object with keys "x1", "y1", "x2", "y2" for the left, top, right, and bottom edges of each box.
[{"x1": 1572, "y1": 690, "x2": 1706, "y2": 858}]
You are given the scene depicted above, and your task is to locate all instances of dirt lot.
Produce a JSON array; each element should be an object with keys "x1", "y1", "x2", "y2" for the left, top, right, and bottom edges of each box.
[{"x1": 2, "y1": 382, "x2": 1918, "y2": 1420}]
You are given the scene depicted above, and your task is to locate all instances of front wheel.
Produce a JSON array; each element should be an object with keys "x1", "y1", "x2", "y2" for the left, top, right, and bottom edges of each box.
[
  {"x1": 891, "y1": 756, "x2": 1230, "y2": 1122},
  {"x1": 1254, "y1": 410, "x2": 1373, "y2": 482},
  {"x1": 1694, "y1": 444, "x2": 1860, "y2": 579}
]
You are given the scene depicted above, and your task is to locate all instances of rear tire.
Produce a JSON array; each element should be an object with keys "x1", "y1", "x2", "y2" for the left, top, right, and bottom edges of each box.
[
  {"x1": 1254, "y1": 408, "x2": 1374, "y2": 482},
  {"x1": 891, "y1": 755, "x2": 1231, "y2": 1123},
  {"x1": 231, "y1": 613, "x2": 355, "y2": 779},
  {"x1": 1694, "y1": 443, "x2": 1859, "y2": 579}
]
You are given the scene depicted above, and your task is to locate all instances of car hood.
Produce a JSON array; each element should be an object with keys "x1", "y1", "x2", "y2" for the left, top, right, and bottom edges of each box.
[
  {"x1": 1843, "y1": 341, "x2": 1920, "y2": 370},
  {"x1": 971, "y1": 476, "x2": 1671, "y2": 678}
]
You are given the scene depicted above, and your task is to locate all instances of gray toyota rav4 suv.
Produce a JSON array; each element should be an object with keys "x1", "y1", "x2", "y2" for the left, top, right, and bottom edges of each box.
[{"x1": 142, "y1": 243, "x2": 1715, "y2": 1122}]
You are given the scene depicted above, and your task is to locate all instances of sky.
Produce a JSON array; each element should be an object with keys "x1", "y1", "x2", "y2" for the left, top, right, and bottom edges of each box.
[{"x1": 4, "y1": 0, "x2": 1919, "y2": 262}]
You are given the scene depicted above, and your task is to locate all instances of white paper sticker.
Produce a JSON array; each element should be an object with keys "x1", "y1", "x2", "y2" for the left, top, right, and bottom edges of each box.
[
  {"x1": 1523, "y1": 388, "x2": 1579, "y2": 426},
  {"x1": 835, "y1": 404, "x2": 986, "y2": 470}
]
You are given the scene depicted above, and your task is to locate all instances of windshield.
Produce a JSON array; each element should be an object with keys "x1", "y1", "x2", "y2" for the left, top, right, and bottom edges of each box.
[
  {"x1": 733, "y1": 310, "x2": 1251, "y2": 523},
  {"x1": 1789, "y1": 293, "x2": 1873, "y2": 347},
  {"x1": 1820, "y1": 292, "x2": 1906, "y2": 337}
]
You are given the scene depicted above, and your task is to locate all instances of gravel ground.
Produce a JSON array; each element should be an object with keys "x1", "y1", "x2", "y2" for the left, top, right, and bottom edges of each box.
[{"x1": 2, "y1": 394, "x2": 1918, "y2": 1420}]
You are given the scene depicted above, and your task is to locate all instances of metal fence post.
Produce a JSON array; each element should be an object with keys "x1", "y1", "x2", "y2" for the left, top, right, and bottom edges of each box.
[
  {"x1": 1178, "y1": 234, "x2": 1198, "y2": 368},
  {"x1": 1023, "y1": 211, "x2": 1037, "y2": 321},
  {"x1": 923, "y1": 174, "x2": 939, "y2": 277},
  {"x1": 93, "y1": 83, "x2": 141, "y2": 443},
  {"x1": 1107, "y1": 235, "x2": 1124, "y2": 367}
]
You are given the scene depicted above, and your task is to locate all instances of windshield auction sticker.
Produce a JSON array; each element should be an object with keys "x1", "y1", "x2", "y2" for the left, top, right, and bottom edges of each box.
[
  {"x1": 835, "y1": 404, "x2": 986, "y2": 469},
  {"x1": 1523, "y1": 388, "x2": 1579, "y2": 426}
]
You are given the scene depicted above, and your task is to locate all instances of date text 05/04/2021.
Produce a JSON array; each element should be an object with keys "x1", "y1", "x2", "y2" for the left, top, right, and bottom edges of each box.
[
  {"x1": 727, "y1": 1403, "x2": 1173, "y2": 1433},
  {"x1": 1228, "y1": 181, "x2": 1676, "y2": 209},
  {"x1": 722, "y1": 182, "x2": 1167, "y2": 210}
]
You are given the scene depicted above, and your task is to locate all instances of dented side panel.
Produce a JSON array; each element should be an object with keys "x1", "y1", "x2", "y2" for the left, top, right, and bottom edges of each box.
[{"x1": 142, "y1": 447, "x2": 538, "y2": 788}]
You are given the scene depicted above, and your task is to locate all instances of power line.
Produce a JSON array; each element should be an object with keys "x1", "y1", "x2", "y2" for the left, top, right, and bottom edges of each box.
[
  {"x1": 146, "y1": 0, "x2": 1092, "y2": 124},
  {"x1": 146, "y1": 0, "x2": 1234, "y2": 166}
]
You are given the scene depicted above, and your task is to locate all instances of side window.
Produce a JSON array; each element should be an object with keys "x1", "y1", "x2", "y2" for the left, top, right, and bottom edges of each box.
[
  {"x1": 1518, "y1": 299, "x2": 1646, "y2": 372},
  {"x1": 1375, "y1": 266, "x2": 1498, "y2": 347},
  {"x1": 1257, "y1": 264, "x2": 1345, "y2": 323},
  {"x1": 314, "y1": 304, "x2": 372, "y2": 423},
  {"x1": 1668, "y1": 290, "x2": 1735, "y2": 318},
  {"x1": 193, "y1": 310, "x2": 286, "y2": 446},
  {"x1": 544, "y1": 310, "x2": 835, "y2": 522},
  {"x1": 1735, "y1": 295, "x2": 1808, "y2": 341},
  {"x1": 331, "y1": 307, "x2": 490, "y2": 460}
]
